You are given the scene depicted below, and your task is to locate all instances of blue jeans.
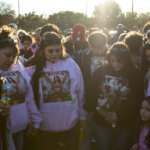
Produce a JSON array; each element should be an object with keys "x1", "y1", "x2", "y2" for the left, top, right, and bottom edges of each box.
[{"x1": 92, "y1": 121, "x2": 137, "y2": 150}]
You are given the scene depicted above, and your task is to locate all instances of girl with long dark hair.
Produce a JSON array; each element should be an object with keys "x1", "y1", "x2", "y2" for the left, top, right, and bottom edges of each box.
[
  {"x1": 27, "y1": 31, "x2": 87, "y2": 150},
  {"x1": 130, "y1": 96, "x2": 150, "y2": 150},
  {"x1": 87, "y1": 42, "x2": 143, "y2": 150}
]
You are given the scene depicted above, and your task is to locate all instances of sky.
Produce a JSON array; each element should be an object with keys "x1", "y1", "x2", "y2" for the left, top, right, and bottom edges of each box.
[{"x1": 2, "y1": 0, "x2": 150, "y2": 17}]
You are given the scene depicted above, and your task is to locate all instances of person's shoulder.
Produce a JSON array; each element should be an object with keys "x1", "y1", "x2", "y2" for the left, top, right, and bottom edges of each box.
[
  {"x1": 63, "y1": 57, "x2": 75, "y2": 64},
  {"x1": 63, "y1": 57, "x2": 80, "y2": 69},
  {"x1": 11, "y1": 61, "x2": 31, "y2": 80},
  {"x1": 13, "y1": 60, "x2": 25, "y2": 71}
]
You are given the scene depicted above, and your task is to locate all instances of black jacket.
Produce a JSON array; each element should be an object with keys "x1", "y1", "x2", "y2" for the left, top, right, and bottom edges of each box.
[
  {"x1": 64, "y1": 40, "x2": 89, "y2": 64},
  {"x1": 78, "y1": 48, "x2": 106, "y2": 111},
  {"x1": 86, "y1": 65, "x2": 144, "y2": 129}
]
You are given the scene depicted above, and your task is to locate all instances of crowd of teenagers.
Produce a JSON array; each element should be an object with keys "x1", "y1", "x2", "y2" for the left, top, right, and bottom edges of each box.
[{"x1": 1, "y1": 22, "x2": 150, "y2": 150}]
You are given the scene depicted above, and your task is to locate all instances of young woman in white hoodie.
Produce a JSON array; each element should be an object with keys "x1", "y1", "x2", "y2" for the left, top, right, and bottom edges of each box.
[
  {"x1": 27, "y1": 32, "x2": 87, "y2": 150},
  {"x1": 0, "y1": 25, "x2": 41, "y2": 150}
]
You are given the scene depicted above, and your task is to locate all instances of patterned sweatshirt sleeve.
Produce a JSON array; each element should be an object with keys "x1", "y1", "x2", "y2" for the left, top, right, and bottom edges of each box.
[{"x1": 25, "y1": 82, "x2": 42, "y2": 128}]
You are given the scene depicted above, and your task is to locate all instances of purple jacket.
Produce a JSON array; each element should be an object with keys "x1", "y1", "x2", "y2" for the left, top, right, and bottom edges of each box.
[
  {"x1": 0, "y1": 61, "x2": 41, "y2": 133},
  {"x1": 27, "y1": 58, "x2": 87, "y2": 132}
]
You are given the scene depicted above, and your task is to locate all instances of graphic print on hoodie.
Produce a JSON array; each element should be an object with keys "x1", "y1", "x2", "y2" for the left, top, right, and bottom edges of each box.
[
  {"x1": 41, "y1": 71, "x2": 72, "y2": 103},
  {"x1": 97, "y1": 75, "x2": 130, "y2": 111},
  {"x1": 0, "y1": 71, "x2": 28, "y2": 105}
]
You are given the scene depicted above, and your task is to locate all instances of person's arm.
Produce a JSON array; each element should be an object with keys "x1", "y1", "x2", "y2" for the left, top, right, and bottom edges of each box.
[
  {"x1": 74, "y1": 61, "x2": 87, "y2": 121},
  {"x1": 25, "y1": 82, "x2": 41, "y2": 130},
  {"x1": 76, "y1": 63, "x2": 89, "y2": 134},
  {"x1": 116, "y1": 70, "x2": 143, "y2": 127},
  {"x1": 84, "y1": 68, "x2": 102, "y2": 112}
]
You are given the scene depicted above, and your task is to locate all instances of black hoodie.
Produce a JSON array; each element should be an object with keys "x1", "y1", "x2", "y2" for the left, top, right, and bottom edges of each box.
[{"x1": 85, "y1": 64, "x2": 144, "y2": 129}]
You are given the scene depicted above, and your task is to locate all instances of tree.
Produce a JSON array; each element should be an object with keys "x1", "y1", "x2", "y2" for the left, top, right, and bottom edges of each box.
[
  {"x1": 125, "y1": 12, "x2": 138, "y2": 28},
  {"x1": 0, "y1": 2, "x2": 16, "y2": 26},
  {"x1": 93, "y1": 0, "x2": 122, "y2": 28},
  {"x1": 137, "y1": 13, "x2": 150, "y2": 31},
  {"x1": 48, "y1": 11, "x2": 85, "y2": 32},
  {"x1": 0, "y1": 2, "x2": 15, "y2": 15},
  {"x1": 18, "y1": 12, "x2": 47, "y2": 31}
]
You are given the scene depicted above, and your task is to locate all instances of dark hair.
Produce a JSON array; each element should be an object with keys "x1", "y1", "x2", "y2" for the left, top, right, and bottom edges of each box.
[
  {"x1": 0, "y1": 25, "x2": 19, "y2": 57},
  {"x1": 143, "y1": 22, "x2": 150, "y2": 34},
  {"x1": 141, "y1": 42, "x2": 150, "y2": 76},
  {"x1": 88, "y1": 32, "x2": 107, "y2": 48},
  {"x1": 32, "y1": 32, "x2": 67, "y2": 108},
  {"x1": 24, "y1": 24, "x2": 60, "y2": 67},
  {"x1": 21, "y1": 35, "x2": 32, "y2": 44},
  {"x1": 17, "y1": 29, "x2": 26, "y2": 40},
  {"x1": 125, "y1": 31, "x2": 143, "y2": 55},
  {"x1": 142, "y1": 97, "x2": 150, "y2": 149},
  {"x1": 106, "y1": 42, "x2": 132, "y2": 64},
  {"x1": 40, "y1": 23, "x2": 60, "y2": 37},
  {"x1": 106, "y1": 42, "x2": 135, "y2": 77}
]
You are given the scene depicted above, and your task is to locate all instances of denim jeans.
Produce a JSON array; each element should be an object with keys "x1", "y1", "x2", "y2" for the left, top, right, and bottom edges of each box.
[{"x1": 92, "y1": 121, "x2": 137, "y2": 150}]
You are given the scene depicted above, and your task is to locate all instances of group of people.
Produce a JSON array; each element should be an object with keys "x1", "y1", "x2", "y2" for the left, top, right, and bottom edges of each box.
[{"x1": 0, "y1": 21, "x2": 150, "y2": 150}]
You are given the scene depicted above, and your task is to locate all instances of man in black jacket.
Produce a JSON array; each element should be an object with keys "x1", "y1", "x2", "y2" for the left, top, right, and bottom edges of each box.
[
  {"x1": 78, "y1": 31, "x2": 107, "y2": 150},
  {"x1": 79, "y1": 31, "x2": 107, "y2": 110}
]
